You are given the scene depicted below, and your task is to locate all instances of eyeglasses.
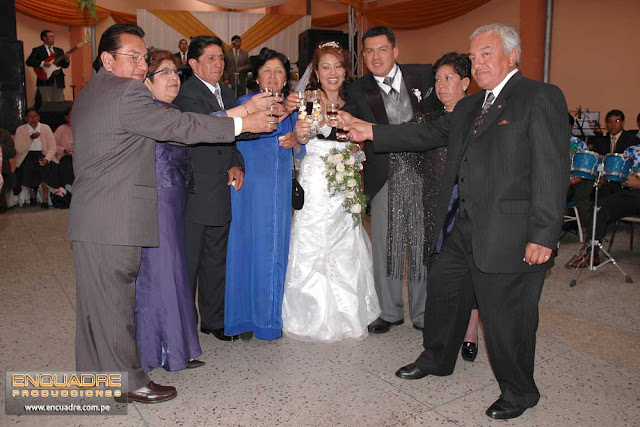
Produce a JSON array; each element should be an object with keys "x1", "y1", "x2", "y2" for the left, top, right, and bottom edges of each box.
[
  {"x1": 147, "y1": 68, "x2": 182, "y2": 77},
  {"x1": 110, "y1": 51, "x2": 148, "y2": 63}
]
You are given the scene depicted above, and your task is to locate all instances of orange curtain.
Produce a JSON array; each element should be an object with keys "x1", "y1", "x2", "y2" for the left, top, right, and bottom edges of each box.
[
  {"x1": 15, "y1": 0, "x2": 111, "y2": 26},
  {"x1": 148, "y1": 10, "x2": 229, "y2": 49},
  {"x1": 313, "y1": 0, "x2": 492, "y2": 30},
  {"x1": 240, "y1": 14, "x2": 303, "y2": 52},
  {"x1": 312, "y1": 13, "x2": 348, "y2": 29},
  {"x1": 365, "y1": 0, "x2": 492, "y2": 30},
  {"x1": 110, "y1": 11, "x2": 137, "y2": 25}
]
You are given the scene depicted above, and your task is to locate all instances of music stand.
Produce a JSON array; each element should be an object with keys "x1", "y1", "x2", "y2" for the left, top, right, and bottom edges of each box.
[{"x1": 567, "y1": 164, "x2": 634, "y2": 287}]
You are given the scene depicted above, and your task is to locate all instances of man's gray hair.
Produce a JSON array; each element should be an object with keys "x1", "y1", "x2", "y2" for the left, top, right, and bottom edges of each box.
[{"x1": 471, "y1": 23, "x2": 521, "y2": 66}]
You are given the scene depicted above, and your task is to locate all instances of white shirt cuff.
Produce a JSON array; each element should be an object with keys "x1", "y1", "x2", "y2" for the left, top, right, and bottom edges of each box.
[
  {"x1": 318, "y1": 123, "x2": 332, "y2": 138},
  {"x1": 233, "y1": 117, "x2": 242, "y2": 136}
]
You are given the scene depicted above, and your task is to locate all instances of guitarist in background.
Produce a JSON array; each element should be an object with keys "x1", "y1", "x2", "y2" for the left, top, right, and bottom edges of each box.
[{"x1": 26, "y1": 30, "x2": 70, "y2": 110}]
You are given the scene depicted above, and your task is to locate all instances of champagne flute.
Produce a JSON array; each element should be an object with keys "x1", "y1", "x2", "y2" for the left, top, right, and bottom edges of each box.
[{"x1": 326, "y1": 102, "x2": 340, "y2": 127}]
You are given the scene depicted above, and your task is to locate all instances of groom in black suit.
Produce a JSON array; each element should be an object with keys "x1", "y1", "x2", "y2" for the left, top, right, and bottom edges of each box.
[
  {"x1": 173, "y1": 36, "x2": 244, "y2": 342},
  {"x1": 343, "y1": 26, "x2": 439, "y2": 334},
  {"x1": 25, "y1": 30, "x2": 70, "y2": 109},
  {"x1": 346, "y1": 24, "x2": 568, "y2": 420}
]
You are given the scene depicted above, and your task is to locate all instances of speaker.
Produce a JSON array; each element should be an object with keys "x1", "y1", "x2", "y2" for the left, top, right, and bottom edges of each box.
[
  {"x1": 297, "y1": 29, "x2": 348, "y2": 75},
  {"x1": 39, "y1": 101, "x2": 74, "y2": 132},
  {"x1": 0, "y1": 40, "x2": 27, "y2": 133},
  {"x1": 0, "y1": 0, "x2": 17, "y2": 41}
]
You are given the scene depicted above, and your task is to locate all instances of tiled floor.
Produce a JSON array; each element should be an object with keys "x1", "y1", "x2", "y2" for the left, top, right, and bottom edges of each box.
[{"x1": 1, "y1": 207, "x2": 639, "y2": 426}]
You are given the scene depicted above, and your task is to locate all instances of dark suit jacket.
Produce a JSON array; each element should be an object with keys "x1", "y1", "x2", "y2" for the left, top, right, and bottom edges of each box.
[
  {"x1": 173, "y1": 76, "x2": 244, "y2": 226},
  {"x1": 25, "y1": 45, "x2": 69, "y2": 88},
  {"x1": 589, "y1": 130, "x2": 639, "y2": 156},
  {"x1": 68, "y1": 68, "x2": 236, "y2": 246},
  {"x1": 374, "y1": 72, "x2": 569, "y2": 274},
  {"x1": 343, "y1": 64, "x2": 440, "y2": 198},
  {"x1": 0, "y1": 129, "x2": 16, "y2": 174},
  {"x1": 223, "y1": 48, "x2": 251, "y2": 81}
]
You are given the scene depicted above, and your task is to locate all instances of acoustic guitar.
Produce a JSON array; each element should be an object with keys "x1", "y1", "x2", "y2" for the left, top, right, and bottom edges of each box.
[{"x1": 34, "y1": 40, "x2": 90, "y2": 81}]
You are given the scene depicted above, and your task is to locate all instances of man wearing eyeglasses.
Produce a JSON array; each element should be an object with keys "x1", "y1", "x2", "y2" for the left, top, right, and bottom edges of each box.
[{"x1": 68, "y1": 24, "x2": 273, "y2": 405}]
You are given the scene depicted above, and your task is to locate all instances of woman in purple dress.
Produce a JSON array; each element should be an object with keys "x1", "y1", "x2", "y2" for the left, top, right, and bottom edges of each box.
[{"x1": 135, "y1": 49, "x2": 203, "y2": 371}]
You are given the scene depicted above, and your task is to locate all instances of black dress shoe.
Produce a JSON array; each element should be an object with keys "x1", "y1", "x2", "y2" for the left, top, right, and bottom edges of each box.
[
  {"x1": 395, "y1": 363, "x2": 429, "y2": 380},
  {"x1": 115, "y1": 381, "x2": 177, "y2": 404},
  {"x1": 412, "y1": 324, "x2": 424, "y2": 331},
  {"x1": 200, "y1": 327, "x2": 239, "y2": 341},
  {"x1": 367, "y1": 317, "x2": 404, "y2": 334},
  {"x1": 41, "y1": 202, "x2": 49, "y2": 209},
  {"x1": 461, "y1": 341, "x2": 478, "y2": 362},
  {"x1": 239, "y1": 331, "x2": 254, "y2": 341},
  {"x1": 485, "y1": 398, "x2": 527, "y2": 419},
  {"x1": 187, "y1": 359, "x2": 205, "y2": 369}
]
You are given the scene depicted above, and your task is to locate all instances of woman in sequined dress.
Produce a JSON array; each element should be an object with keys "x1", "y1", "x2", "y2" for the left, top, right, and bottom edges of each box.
[{"x1": 429, "y1": 52, "x2": 481, "y2": 363}]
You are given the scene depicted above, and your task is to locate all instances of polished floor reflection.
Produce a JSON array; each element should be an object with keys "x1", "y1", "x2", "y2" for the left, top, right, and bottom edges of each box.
[{"x1": 1, "y1": 207, "x2": 639, "y2": 426}]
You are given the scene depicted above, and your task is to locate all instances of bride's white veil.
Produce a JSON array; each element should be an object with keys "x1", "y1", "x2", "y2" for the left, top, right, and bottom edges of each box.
[{"x1": 295, "y1": 63, "x2": 314, "y2": 92}]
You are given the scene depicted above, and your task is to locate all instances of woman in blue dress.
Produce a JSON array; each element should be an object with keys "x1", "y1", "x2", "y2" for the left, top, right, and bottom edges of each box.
[
  {"x1": 135, "y1": 50, "x2": 203, "y2": 371},
  {"x1": 225, "y1": 49, "x2": 305, "y2": 340}
]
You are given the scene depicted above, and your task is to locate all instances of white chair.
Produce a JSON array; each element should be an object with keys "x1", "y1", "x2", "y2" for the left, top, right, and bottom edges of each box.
[
  {"x1": 608, "y1": 216, "x2": 640, "y2": 252},
  {"x1": 563, "y1": 203, "x2": 584, "y2": 243}
]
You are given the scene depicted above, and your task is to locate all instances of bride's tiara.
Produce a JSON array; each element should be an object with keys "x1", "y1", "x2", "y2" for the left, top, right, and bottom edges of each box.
[{"x1": 319, "y1": 41, "x2": 341, "y2": 50}]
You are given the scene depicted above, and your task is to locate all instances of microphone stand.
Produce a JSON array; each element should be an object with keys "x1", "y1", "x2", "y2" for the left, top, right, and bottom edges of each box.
[{"x1": 568, "y1": 164, "x2": 633, "y2": 287}]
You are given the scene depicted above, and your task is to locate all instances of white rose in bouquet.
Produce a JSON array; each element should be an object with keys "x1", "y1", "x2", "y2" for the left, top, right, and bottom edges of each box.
[
  {"x1": 345, "y1": 156, "x2": 355, "y2": 165},
  {"x1": 346, "y1": 190, "x2": 356, "y2": 198},
  {"x1": 346, "y1": 179, "x2": 357, "y2": 188},
  {"x1": 332, "y1": 154, "x2": 342, "y2": 164},
  {"x1": 350, "y1": 204, "x2": 362, "y2": 214},
  {"x1": 336, "y1": 172, "x2": 344, "y2": 182},
  {"x1": 336, "y1": 163, "x2": 345, "y2": 172}
]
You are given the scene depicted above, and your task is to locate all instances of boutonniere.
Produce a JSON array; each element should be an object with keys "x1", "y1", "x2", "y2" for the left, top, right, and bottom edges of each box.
[{"x1": 412, "y1": 88, "x2": 422, "y2": 102}]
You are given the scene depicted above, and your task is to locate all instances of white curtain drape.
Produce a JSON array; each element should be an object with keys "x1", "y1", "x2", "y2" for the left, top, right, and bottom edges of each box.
[
  {"x1": 197, "y1": 0, "x2": 288, "y2": 8},
  {"x1": 137, "y1": 10, "x2": 311, "y2": 72}
]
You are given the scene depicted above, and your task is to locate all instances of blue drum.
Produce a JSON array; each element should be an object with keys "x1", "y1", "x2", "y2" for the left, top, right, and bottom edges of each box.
[
  {"x1": 571, "y1": 150, "x2": 602, "y2": 180},
  {"x1": 603, "y1": 153, "x2": 632, "y2": 182}
]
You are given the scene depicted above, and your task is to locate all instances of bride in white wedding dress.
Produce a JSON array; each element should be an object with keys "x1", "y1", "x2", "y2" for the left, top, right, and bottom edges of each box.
[{"x1": 282, "y1": 42, "x2": 380, "y2": 342}]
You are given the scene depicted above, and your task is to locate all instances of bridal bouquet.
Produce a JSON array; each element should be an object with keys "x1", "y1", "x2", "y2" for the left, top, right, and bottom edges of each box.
[{"x1": 321, "y1": 143, "x2": 368, "y2": 225}]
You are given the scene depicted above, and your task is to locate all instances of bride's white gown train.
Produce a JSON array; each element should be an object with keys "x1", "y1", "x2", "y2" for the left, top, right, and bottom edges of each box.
[{"x1": 282, "y1": 137, "x2": 381, "y2": 342}]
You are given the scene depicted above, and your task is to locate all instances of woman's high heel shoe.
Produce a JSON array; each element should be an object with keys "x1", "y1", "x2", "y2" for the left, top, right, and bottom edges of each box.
[{"x1": 461, "y1": 341, "x2": 478, "y2": 362}]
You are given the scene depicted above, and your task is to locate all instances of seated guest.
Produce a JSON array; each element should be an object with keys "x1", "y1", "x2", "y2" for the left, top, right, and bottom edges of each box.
[
  {"x1": 135, "y1": 48, "x2": 204, "y2": 371},
  {"x1": 588, "y1": 109, "x2": 639, "y2": 200},
  {"x1": 54, "y1": 107, "x2": 74, "y2": 187},
  {"x1": 0, "y1": 128, "x2": 16, "y2": 213},
  {"x1": 14, "y1": 107, "x2": 58, "y2": 208},
  {"x1": 571, "y1": 143, "x2": 640, "y2": 267}
]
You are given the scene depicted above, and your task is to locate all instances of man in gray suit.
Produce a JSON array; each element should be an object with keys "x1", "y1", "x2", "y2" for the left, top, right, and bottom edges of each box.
[
  {"x1": 223, "y1": 35, "x2": 251, "y2": 97},
  {"x1": 69, "y1": 24, "x2": 272, "y2": 404}
]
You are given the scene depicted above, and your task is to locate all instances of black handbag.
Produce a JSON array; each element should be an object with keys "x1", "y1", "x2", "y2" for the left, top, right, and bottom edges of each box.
[{"x1": 292, "y1": 153, "x2": 304, "y2": 210}]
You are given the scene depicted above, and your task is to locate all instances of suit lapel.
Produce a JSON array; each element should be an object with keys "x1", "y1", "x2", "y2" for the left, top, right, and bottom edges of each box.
[
  {"x1": 474, "y1": 71, "x2": 522, "y2": 138},
  {"x1": 193, "y1": 77, "x2": 222, "y2": 111},
  {"x1": 363, "y1": 74, "x2": 389, "y2": 125},
  {"x1": 400, "y1": 66, "x2": 421, "y2": 116}
]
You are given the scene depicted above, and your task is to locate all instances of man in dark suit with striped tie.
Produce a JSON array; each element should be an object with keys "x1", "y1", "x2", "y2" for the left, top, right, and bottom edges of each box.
[
  {"x1": 345, "y1": 23, "x2": 568, "y2": 420},
  {"x1": 174, "y1": 35, "x2": 244, "y2": 342},
  {"x1": 69, "y1": 24, "x2": 273, "y2": 404}
]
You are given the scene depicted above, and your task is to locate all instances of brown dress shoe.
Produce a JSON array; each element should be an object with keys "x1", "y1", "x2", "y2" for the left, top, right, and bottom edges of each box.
[{"x1": 116, "y1": 381, "x2": 177, "y2": 404}]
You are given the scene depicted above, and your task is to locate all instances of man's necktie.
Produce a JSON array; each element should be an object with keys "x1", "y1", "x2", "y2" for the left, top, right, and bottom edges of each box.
[
  {"x1": 182, "y1": 53, "x2": 186, "y2": 65},
  {"x1": 214, "y1": 88, "x2": 224, "y2": 109},
  {"x1": 472, "y1": 91, "x2": 495, "y2": 134},
  {"x1": 610, "y1": 134, "x2": 618, "y2": 153},
  {"x1": 383, "y1": 76, "x2": 399, "y2": 102}
]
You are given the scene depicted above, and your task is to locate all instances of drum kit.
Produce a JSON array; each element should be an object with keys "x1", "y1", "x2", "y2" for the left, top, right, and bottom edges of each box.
[{"x1": 568, "y1": 150, "x2": 634, "y2": 286}]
